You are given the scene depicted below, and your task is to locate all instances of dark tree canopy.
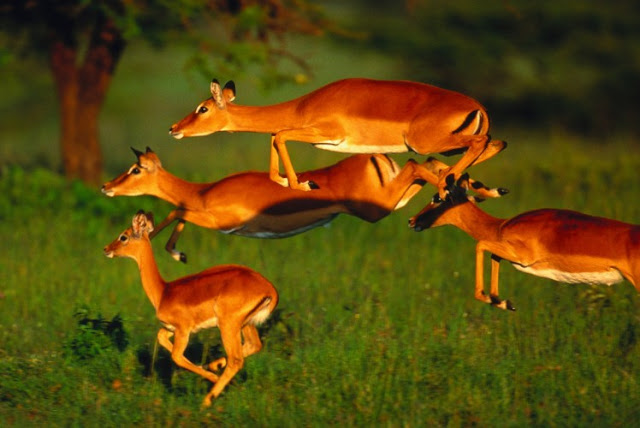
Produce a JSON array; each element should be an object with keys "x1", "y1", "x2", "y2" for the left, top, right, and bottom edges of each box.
[
  {"x1": 334, "y1": 0, "x2": 640, "y2": 136},
  {"x1": 0, "y1": 0, "x2": 332, "y2": 184}
]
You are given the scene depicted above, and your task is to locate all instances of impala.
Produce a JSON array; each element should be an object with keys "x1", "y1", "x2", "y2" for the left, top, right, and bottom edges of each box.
[
  {"x1": 102, "y1": 147, "x2": 508, "y2": 262},
  {"x1": 409, "y1": 177, "x2": 640, "y2": 311},
  {"x1": 104, "y1": 211, "x2": 278, "y2": 406},
  {"x1": 169, "y1": 78, "x2": 507, "y2": 197}
]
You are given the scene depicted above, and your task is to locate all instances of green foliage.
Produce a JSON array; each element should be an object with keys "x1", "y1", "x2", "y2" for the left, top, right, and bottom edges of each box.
[
  {"x1": 0, "y1": 0, "x2": 332, "y2": 83},
  {"x1": 63, "y1": 305, "x2": 129, "y2": 361}
]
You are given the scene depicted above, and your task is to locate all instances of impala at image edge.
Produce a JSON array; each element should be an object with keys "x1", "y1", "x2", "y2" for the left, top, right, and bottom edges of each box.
[{"x1": 409, "y1": 174, "x2": 640, "y2": 311}]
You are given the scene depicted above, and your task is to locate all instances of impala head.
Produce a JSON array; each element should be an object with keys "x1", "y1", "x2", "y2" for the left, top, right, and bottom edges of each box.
[
  {"x1": 409, "y1": 174, "x2": 481, "y2": 231},
  {"x1": 104, "y1": 211, "x2": 155, "y2": 259},
  {"x1": 169, "y1": 79, "x2": 236, "y2": 139},
  {"x1": 102, "y1": 147, "x2": 162, "y2": 197}
]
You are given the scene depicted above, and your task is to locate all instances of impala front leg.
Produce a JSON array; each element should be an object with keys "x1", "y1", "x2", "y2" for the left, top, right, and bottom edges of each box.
[
  {"x1": 269, "y1": 135, "x2": 289, "y2": 187},
  {"x1": 475, "y1": 244, "x2": 493, "y2": 305},
  {"x1": 489, "y1": 255, "x2": 515, "y2": 311},
  {"x1": 273, "y1": 133, "x2": 312, "y2": 191},
  {"x1": 166, "y1": 220, "x2": 187, "y2": 263}
]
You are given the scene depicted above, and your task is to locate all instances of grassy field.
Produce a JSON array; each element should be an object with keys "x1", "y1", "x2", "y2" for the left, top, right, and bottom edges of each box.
[{"x1": 2, "y1": 44, "x2": 640, "y2": 426}]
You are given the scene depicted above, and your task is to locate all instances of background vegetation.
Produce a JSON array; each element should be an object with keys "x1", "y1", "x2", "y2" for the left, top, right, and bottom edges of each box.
[{"x1": 1, "y1": 1, "x2": 640, "y2": 426}]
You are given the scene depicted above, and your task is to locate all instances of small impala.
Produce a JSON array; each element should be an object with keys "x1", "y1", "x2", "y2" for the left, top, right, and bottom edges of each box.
[
  {"x1": 409, "y1": 176, "x2": 640, "y2": 311},
  {"x1": 169, "y1": 78, "x2": 507, "y2": 198},
  {"x1": 104, "y1": 211, "x2": 278, "y2": 406},
  {"x1": 102, "y1": 147, "x2": 508, "y2": 262}
]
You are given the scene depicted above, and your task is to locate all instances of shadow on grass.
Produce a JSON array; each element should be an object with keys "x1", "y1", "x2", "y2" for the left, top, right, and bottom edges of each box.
[{"x1": 135, "y1": 308, "x2": 294, "y2": 392}]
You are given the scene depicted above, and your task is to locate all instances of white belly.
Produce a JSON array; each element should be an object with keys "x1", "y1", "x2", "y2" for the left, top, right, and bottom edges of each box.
[
  {"x1": 193, "y1": 317, "x2": 218, "y2": 333},
  {"x1": 312, "y1": 139, "x2": 408, "y2": 154},
  {"x1": 219, "y1": 214, "x2": 338, "y2": 238},
  {"x1": 512, "y1": 264, "x2": 624, "y2": 286}
]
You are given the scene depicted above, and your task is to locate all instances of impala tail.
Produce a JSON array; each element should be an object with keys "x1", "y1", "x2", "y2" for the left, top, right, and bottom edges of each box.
[{"x1": 247, "y1": 296, "x2": 277, "y2": 326}]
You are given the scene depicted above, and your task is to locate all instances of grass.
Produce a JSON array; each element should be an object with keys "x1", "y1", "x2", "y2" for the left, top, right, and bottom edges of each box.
[
  {"x1": 2, "y1": 42, "x2": 640, "y2": 426},
  {"x1": 1, "y1": 133, "x2": 640, "y2": 426}
]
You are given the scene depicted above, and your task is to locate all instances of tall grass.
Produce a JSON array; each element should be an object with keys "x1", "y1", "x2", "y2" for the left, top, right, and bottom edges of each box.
[{"x1": 1, "y1": 132, "x2": 640, "y2": 426}]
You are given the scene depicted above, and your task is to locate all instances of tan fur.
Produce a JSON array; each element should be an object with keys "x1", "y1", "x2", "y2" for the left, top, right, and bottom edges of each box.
[
  {"x1": 409, "y1": 190, "x2": 640, "y2": 310},
  {"x1": 169, "y1": 78, "x2": 506, "y2": 197},
  {"x1": 103, "y1": 148, "x2": 462, "y2": 261},
  {"x1": 104, "y1": 212, "x2": 278, "y2": 406}
]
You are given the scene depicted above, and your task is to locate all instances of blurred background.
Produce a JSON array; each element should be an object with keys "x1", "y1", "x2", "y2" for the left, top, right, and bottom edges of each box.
[
  {"x1": 2, "y1": 0, "x2": 639, "y2": 184},
  {"x1": 2, "y1": 2, "x2": 640, "y2": 424}
]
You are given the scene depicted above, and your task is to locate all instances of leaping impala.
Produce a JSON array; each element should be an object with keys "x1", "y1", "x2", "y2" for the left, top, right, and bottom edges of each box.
[
  {"x1": 104, "y1": 211, "x2": 278, "y2": 406},
  {"x1": 408, "y1": 175, "x2": 640, "y2": 311},
  {"x1": 102, "y1": 147, "x2": 509, "y2": 263},
  {"x1": 169, "y1": 78, "x2": 507, "y2": 198}
]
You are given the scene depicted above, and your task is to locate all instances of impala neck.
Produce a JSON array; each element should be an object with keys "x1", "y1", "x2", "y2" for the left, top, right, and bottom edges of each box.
[
  {"x1": 445, "y1": 202, "x2": 504, "y2": 242},
  {"x1": 133, "y1": 239, "x2": 166, "y2": 311},
  {"x1": 225, "y1": 101, "x2": 300, "y2": 133},
  {"x1": 155, "y1": 167, "x2": 208, "y2": 209}
]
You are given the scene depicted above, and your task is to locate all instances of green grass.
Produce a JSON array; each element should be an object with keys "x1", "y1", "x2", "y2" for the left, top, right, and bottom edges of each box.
[
  {"x1": 2, "y1": 40, "x2": 640, "y2": 427},
  {"x1": 1, "y1": 134, "x2": 640, "y2": 426}
]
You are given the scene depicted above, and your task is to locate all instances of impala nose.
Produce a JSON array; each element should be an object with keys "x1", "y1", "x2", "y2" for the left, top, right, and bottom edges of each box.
[{"x1": 169, "y1": 125, "x2": 184, "y2": 139}]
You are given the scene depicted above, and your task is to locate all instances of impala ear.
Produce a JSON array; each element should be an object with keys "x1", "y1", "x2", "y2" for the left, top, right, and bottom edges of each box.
[
  {"x1": 131, "y1": 147, "x2": 144, "y2": 160},
  {"x1": 223, "y1": 81, "x2": 236, "y2": 102},
  {"x1": 145, "y1": 146, "x2": 153, "y2": 154},
  {"x1": 211, "y1": 79, "x2": 226, "y2": 110},
  {"x1": 132, "y1": 210, "x2": 154, "y2": 236}
]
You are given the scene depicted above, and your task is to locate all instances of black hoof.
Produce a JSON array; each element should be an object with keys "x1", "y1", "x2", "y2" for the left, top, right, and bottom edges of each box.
[
  {"x1": 308, "y1": 180, "x2": 320, "y2": 190},
  {"x1": 498, "y1": 188, "x2": 510, "y2": 196},
  {"x1": 506, "y1": 300, "x2": 516, "y2": 311},
  {"x1": 445, "y1": 174, "x2": 456, "y2": 186},
  {"x1": 180, "y1": 253, "x2": 187, "y2": 264},
  {"x1": 408, "y1": 219, "x2": 422, "y2": 231}
]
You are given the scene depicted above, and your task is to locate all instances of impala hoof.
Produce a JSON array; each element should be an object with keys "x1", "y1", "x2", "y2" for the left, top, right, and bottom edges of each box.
[
  {"x1": 498, "y1": 188, "x2": 510, "y2": 196},
  {"x1": 408, "y1": 217, "x2": 422, "y2": 231},
  {"x1": 171, "y1": 250, "x2": 187, "y2": 263},
  {"x1": 308, "y1": 180, "x2": 320, "y2": 190}
]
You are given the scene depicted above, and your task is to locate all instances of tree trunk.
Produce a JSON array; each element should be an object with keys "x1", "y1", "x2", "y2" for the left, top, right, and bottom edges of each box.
[{"x1": 48, "y1": 18, "x2": 125, "y2": 186}]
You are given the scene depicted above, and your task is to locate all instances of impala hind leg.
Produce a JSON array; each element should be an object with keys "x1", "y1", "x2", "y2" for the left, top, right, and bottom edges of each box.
[
  {"x1": 424, "y1": 157, "x2": 508, "y2": 199},
  {"x1": 203, "y1": 321, "x2": 245, "y2": 405},
  {"x1": 206, "y1": 325, "x2": 263, "y2": 373},
  {"x1": 470, "y1": 139, "x2": 507, "y2": 167},
  {"x1": 431, "y1": 135, "x2": 490, "y2": 200},
  {"x1": 489, "y1": 255, "x2": 515, "y2": 311}
]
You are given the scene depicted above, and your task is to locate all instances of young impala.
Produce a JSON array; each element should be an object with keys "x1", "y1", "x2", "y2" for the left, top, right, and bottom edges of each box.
[
  {"x1": 102, "y1": 147, "x2": 508, "y2": 262},
  {"x1": 104, "y1": 211, "x2": 278, "y2": 406},
  {"x1": 409, "y1": 177, "x2": 640, "y2": 311},
  {"x1": 169, "y1": 78, "x2": 507, "y2": 198}
]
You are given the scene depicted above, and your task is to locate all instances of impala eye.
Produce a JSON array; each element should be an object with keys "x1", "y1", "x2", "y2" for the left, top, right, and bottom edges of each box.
[
  {"x1": 119, "y1": 234, "x2": 128, "y2": 242},
  {"x1": 198, "y1": 106, "x2": 208, "y2": 114},
  {"x1": 131, "y1": 167, "x2": 141, "y2": 175}
]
